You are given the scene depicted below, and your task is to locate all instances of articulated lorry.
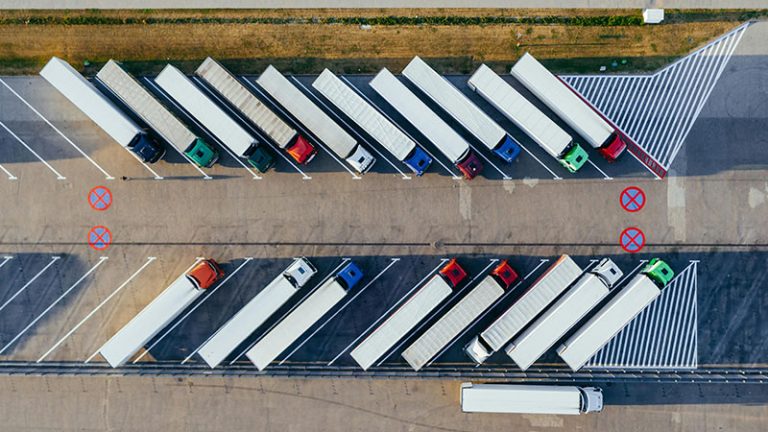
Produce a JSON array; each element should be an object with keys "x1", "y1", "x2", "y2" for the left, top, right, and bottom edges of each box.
[
  {"x1": 96, "y1": 60, "x2": 218, "y2": 168},
  {"x1": 511, "y1": 53, "x2": 627, "y2": 161},
  {"x1": 246, "y1": 262, "x2": 363, "y2": 370},
  {"x1": 558, "y1": 258, "x2": 675, "y2": 371},
  {"x1": 195, "y1": 58, "x2": 317, "y2": 165},
  {"x1": 256, "y1": 66, "x2": 376, "y2": 173},
  {"x1": 40, "y1": 57, "x2": 165, "y2": 163},
  {"x1": 370, "y1": 68, "x2": 484, "y2": 179},
  {"x1": 402, "y1": 57, "x2": 521, "y2": 163},
  {"x1": 505, "y1": 258, "x2": 623, "y2": 371},
  {"x1": 401, "y1": 260, "x2": 518, "y2": 371},
  {"x1": 154, "y1": 64, "x2": 275, "y2": 173},
  {"x1": 198, "y1": 258, "x2": 317, "y2": 368},
  {"x1": 461, "y1": 383, "x2": 603, "y2": 415},
  {"x1": 311, "y1": 69, "x2": 432, "y2": 176},
  {"x1": 99, "y1": 259, "x2": 224, "y2": 367},
  {"x1": 467, "y1": 64, "x2": 588, "y2": 173},
  {"x1": 464, "y1": 255, "x2": 583, "y2": 364},
  {"x1": 350, "y1": 259, "x2": 467, "y2": 370}
]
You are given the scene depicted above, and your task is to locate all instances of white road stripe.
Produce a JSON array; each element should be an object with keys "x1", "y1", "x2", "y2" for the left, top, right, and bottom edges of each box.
[
  {"x1": 0, "y1": 163, "x2": 17, "y2": 180},
  {"x1": 0, "y1": 256, "x2": 61, "y2": 313},
  {"x1": 0, "y1": 120, "x2": 66, "y2": 180}
]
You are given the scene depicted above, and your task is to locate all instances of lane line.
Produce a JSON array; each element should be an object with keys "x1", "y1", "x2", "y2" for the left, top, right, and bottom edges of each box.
[
  {"x1": 288, "y1": 76, "x2": 410, "y2": 180},
  {"x1": 0, "y1": 120, "x2": 65, "y2": 180},
  {"x1": 328, "y1": 258, "x2": 449, "y2": 366},
  {"x1": 132, "y1": 257, "x2": 254, "y2": 363},
  {"x1": 0, "y1": 78, "x2": 114, "y2": 180},
  {"x1": 278, "y1": 258, "x2": 401, "y2": 365},
  {"x1": 193, "y1": 76, "x2": 310, "y2": 180},
  {"x1": 37, "y1": 257, "x2": 157, "y2": 362},
  {"x1": 0, "y1": 162, "x2": 17, "y2": 180},
  {"x1": 228, "y1": 258, "x2": 352, "y2": 365},
  {"x1": 0, "y1": 256, "x2": 13, "y2": 270},
  {"x1": 0, "y1": 256, "x2": 61, "y2": 314},
  {"x1": 0, "y1": 257, "x2": 108, "y2": 355},
  {"x1": 587, "y1": 159, "x2": 612, "y2": 180}
]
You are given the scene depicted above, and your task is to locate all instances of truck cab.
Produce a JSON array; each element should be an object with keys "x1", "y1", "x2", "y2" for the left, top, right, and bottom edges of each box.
[
  {"x1": 246, "y1": 145, "x2": 277, "y2": 173},
  {"x1": 347, "y1": 145, "x2": 377, "y2": 173},
  {"x1": 591, "y1": 258, "x2": 623, "y2": 288},
  {"x1": 456, "y1": 151, "x2": 484, "y2": 180},
  {"x1": 284, "y1": 257, "x2": 318, "y2": 287},
  {"x1": 464, "y1": 336, "x2": 493, "y2": 364},
  {"x1": 186, "y1": 137, "x2": 219, "y2": 168},
  {"x1": 336, "y1": 262, "x2": 364, "y2": 290},
  {"x1": 286, "y1": 135, "x2": 317, "y2": 165},
  {"x1": 599, "y1": 133, "x2": 627, "y2": 161},
  {"x1": 131, "y1": 134, "x2": 166, "y2": 163},
  {"x1": 439, "y1": 259, "x2": 468, "y2": 287},
  {"x1": 578, "y1": 387, "x2": 604, "y2": 413},
  {"x1": 186, "y1": 259, "x2": 225, "y2": 290},
  {"x1": 494, "y1": 135, "x2": 522, "y2": 163},
  {"x1": 491, "y1": 260, "x2": 519, "y2": 288},
  {"x1": 403, "y1": 147, "x2": 433, "y2": 176},
  {"x1": 643, "y1": 258, "x2": 675, "y2": 287},
  {"x1": 560, "y1": 143, "x2": 589, "y2": 173}
]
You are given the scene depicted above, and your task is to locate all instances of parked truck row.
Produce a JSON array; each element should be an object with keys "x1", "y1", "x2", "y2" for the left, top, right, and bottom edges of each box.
[
  {"x1": 94, "y1": 256, "x2": 673, "y2": 372},
  {"x1": 41, "y1": 53, "x2": 624, "y2": 178}
]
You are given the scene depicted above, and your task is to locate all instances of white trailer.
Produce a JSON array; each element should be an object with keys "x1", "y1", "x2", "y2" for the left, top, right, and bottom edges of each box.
[
  {"x1": 246, "y1": 262, "x2": 363, "y2": 370},
  {"x1": 40, "y1": 57, "x2": 165, "y2": 163},
  {"x1": 98, "y1": 260, "x2": 222, "y2": 367},
  {"x1": 95, "y1": 60, "x2": 218, "y2": 168},
  {"x1": 369, "y1": 68, "x2": 483, "y2": 179},
  {"x1": 557, "y1": 259, "x2": 675, "y2": 371},
  {"x1": 198, "y1": 258, "x2": 317, "y2": 368},
  {"x1": 461, "y1": 383, "x2": 603, "y2": 415},
  {"x1": 154, "y1": 64, "x2": 275, "y2": 172},
  {"x1": 401, "y1": 260, "x2": 517, "y2": 371},
  {"x1": 255, "y1": 65, "x2": 376, "y2": 173},
  {"x1": 195, "y1": 58, "x2": 317, "y2": 164},
  {"x1": 350, "y1": 272, "x2": 455, "y2": 370},
  {"x1": 401, "y1": 56, "x2": 521, "y2": 163},
  {"x1": 311, "y1": 69, "x2": 432, "y2": 175},
  {"x1": 467, "y1": 64, "x2": 588, "y2": 173},
  {"x1": 464, "y1": 255, "x2": 583, "y2": 364},
  {"x1": 505, "y1": 258, "x2": 623, "y2": 371},
  {"x1": 510, "y1": 53, "x2": 626, "y2": 160}
]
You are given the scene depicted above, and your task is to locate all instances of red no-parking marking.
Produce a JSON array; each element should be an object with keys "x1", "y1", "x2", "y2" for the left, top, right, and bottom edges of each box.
[
  {"x1": 620, "y1": 186, "x2": 646, "y2": 213},
  {"x1": 620, "y1": 227, "x2": 645, "y2": 253},
  {"x1": 88, "y1": 186, "x2": 112, "y2": 211},
  {"x1": 88, "y1": 226, "x2": 112, "y2": 251}
]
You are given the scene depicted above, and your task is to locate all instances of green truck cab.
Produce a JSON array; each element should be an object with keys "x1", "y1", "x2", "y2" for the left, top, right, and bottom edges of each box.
[
  {"x1": 186, "y1": 137, "x2": 220, "y2": 168},
  {"x1": 643, "y1": 258, "x2": 675, "y2": 287},
  {"x1": 559, "y1": 143, "x2": 589, "y2": 173},
  {"x1": 247, "y1": 145, "x2": 277, "y2": 173}
]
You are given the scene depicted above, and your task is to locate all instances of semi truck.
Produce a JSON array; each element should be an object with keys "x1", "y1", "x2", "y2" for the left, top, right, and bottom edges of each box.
[
  {"x1": 510, "y1": 53, "x2": 627, "y2": 161},
  {"x1": 369, "y1": 68, "x2": 484, "y2": 180},
  {"x1": 311, "y1": 69, "x2": 432, "y2": 176},
  {"x1": 401, "y1": 260, "x2": 518, "y2": 371},
  {"x1": 39, "y1": 57, "x2": 165, "y2": 163},
  {"x1": 95, "y1": 60, "x2": 219, "y2": 168},
  {"x1": 460, "y1": 383, "x2": 603, "y2": 415},
  {"x1": 558, "y1": 258, "x2": 675, "y2": 371},
  {"x1": 401, "y1": 56, "x2": 522, "y2": 163},
  {"x1": 246, "y1": 262, "x2": 363, "y2": 370},
  {"x1": 255, "y1": 65, "x2": 376, "y2": 173},
  {"x1": 464, "y1": 255, "x2": 583, "y2": 364},
  {"x1": 195, "y1": 58, "x2": 317, "y2": 165},
  {"x1": 98, "y1": 259, "x2": 224, "y2": 367},
  {"x1": 197, "y1": 258, "x2": 317, "y2": 368},
  {"x1": 350, "y1": 259, "x2": 466, "y2": 370},
  {"x1": 154, "y1": 64, "x2": 275, "y2": 173},
  {"x1": 505, "y1": 258, "x2": 623, "y2": 371},
  {"x1": 467, "y1": 64, "x2": 588, "y2": 173}
]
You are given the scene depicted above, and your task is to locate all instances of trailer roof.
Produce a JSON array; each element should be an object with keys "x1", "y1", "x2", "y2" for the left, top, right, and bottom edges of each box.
[{"x1": 461, "y1": 383, "x2": 582, "y2": 415}]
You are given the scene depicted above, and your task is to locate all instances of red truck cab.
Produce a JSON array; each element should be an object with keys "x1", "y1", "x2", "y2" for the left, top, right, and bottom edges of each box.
[
  {"x1": 599, "y1": 133, "x2": 627, "y2": 161},
  {"x1": 286, "y1": 135, "x2": 318, "y2": 165},
  {"x1": 456, "y1": 151, "x2": 484, "y2": 180},
  {"x1": 491, "y1": 260, "x2": 519, "y2": 289},
  {"x1": 187, "y1": 259, "x2": 225, "y2": 290},
  {"x1": 439, "y1": 259, "x2": 468, "y2": 287}
]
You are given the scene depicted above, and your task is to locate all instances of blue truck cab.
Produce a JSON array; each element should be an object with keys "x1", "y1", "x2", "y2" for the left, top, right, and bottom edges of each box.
[
  {"x1": 493, "y1": 134, "x2": 522, "y2": 163},
  {"x1": 130, "y1": 133, "x2": 166, "y2": 163},
  {"x1": 336, "y1": 262, "x2": 364, "y2": 291},
  {"x1": 403, "y1": 146, "x2": 433, "y2": 176}
]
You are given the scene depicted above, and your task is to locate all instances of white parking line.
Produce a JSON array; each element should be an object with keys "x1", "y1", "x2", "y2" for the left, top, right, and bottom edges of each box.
[
  {"x1": 278, "y1": 258, "x2": 401, "y2": 365},
  {"x1": 515, "y1": 142, "x2": 562, "y2": 180},
  {"x1": 192, "y1": 76, "x2": 311, "y2": 180},
  {"x1": 0, "y1": 120, "x2": 65, "y2": 180},
  {"x1": 288, "y1": 76, "x2": 411, "y2": 180},
  {"x1": 328, "y1": 258, "x2": 449, "y2": 366},
  {"x1": 0, "y1": 78, "x2": 114, "y2": 180},
  {"x1": 0, "y1": 163, "x2": 17, "y2": 180},
  {"x1": 228, "y1": 258, "x2": 352, "y2": 365},
  {"x1": 37, "y1": 257, "x2": 157, "y2": 363},
  {"x1": 242, "y1": 78, "x2": 360, "y2": 179},
  {"x1": 0, "y1": 256, "x2": 107, "y2": 355},
  {"x1": 587, "y1": 159, "x2": 612, "y2": 180},
  {"x1": 0, "y1": 256, "x2": 60, "y2": 314},
  {"x1": 338, "y1": 75, "x2": 462, "y2": 180},
  {"x1": 143, "y1": 77, "x2": 262, "y2": 180},
  {"x1": 0, "y1": 256, "x2": 13, "y2": 269},
  {"x1": 374, "y1": 259, "x2": 498, "y2": 368},
  {"x1": 425, "y1": 257, "x2": 550, "y2": 368},
  {"x1": 132, "y1": 257, "x2": 254, "y2": 363}
]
